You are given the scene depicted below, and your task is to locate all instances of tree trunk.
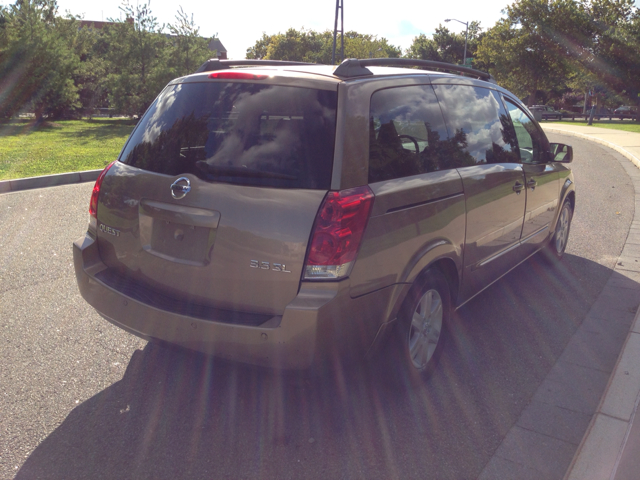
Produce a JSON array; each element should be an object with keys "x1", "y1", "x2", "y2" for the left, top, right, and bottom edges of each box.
[
  {"x1": 34, "y1": 105, "x2": 45, "y2": 123},
  {"x1": 528, "y1": 76, "x2": 538, "y2": 106}
]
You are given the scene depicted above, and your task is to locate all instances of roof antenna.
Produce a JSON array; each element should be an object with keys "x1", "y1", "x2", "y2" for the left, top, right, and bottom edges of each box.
[{"x1": 331, "y1": 0, "x2": 344, "y2": 65}]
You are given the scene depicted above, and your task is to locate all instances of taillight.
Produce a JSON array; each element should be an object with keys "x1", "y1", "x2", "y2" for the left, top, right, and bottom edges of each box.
[
  {"x1": 303, "y1": 185, "x2": 375, "y2": 280},
  {"x1": 208, "y1": 71, "x2": 268, "y2": 80},
  {"x1": 88, "y1": 161, "x2": 116, "y2": 231}
]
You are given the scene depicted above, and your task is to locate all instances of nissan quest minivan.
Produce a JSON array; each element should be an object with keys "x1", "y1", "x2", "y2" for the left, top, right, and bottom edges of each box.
[{"x1": 74, "y1": 58, "x2": 575, "y2": 381}]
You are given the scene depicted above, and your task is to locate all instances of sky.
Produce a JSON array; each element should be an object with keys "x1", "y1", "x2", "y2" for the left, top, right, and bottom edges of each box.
[{"x1": 51, "y1": 0, "x2": 515, "y2": 58}]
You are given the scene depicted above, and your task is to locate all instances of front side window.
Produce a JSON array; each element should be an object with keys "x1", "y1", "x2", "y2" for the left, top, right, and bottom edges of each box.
[
  {"x1": 120, "y1": 82, "x2": 338, "y2": 189},
  {"x1": 369, "y1": 85, "x2": 472, "y2": 183},
  {"x1": 504, "y1": 98, "x2": 549, "y2": 164},
  {"x1": 433, "y1": 85, "x2": 519, "y2": 165}
]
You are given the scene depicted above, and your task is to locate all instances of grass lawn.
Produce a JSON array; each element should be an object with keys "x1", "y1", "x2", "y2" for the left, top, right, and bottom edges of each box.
[
  {"x1": 0, "y1": 118, "x2": 136, "y2": 181},
  {"x1": 543, "y1": 120, "x2": 640, "y2": 133}
]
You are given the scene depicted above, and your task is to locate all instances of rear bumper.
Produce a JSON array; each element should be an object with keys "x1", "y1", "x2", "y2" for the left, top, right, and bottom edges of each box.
[{"x1": 73, "y1": 233, "x2": 396, "y2": 369}]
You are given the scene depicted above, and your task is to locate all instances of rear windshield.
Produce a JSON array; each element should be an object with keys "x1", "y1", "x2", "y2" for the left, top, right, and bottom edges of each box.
[{"x1": 119, "y1": 82, "x2": 338, "y2": 189}]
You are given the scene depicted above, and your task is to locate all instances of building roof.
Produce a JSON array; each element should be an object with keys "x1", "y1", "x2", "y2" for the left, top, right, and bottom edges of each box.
[
  {"x1": 208, "y1": 38, "x2": 227, "y2": 54},
  {"x1": 79, "y1": 18, "x2": 133, "y2": 29}
]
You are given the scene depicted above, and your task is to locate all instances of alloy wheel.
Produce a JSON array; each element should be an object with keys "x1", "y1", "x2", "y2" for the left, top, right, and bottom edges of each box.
[
  {"x1": 555, "y1": 204, "x2": 571, "y2": 255},
  {"x1": 408, "y1": 288, "x2": 443, "y2": 370}
]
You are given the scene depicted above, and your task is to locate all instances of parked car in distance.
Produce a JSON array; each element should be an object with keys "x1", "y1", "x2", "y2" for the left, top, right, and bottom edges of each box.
[
  {"x1": 614, "y1": 105, "x2": 638, "y2": 115},
  {"x1": 529, "y1": 105, "x2": 563, "y2": 120},
  {"x1": 73, "y1": 58, "x2": 575, "y2": 384}
]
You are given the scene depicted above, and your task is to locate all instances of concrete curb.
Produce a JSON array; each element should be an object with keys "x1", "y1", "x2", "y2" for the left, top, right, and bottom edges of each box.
[
  {"x1": 564, "y1": 309, "x2": 640, "y2": 480},
  {"x1": 0, "y1": 169, "x2": 102, "y2": 194},
  {"x1": 541, "y1": 126, "x2": 640, "y2": 480}
]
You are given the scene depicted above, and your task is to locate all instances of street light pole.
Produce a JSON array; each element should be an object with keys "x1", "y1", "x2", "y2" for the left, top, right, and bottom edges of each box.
[
  {"x1": 369, "y1": 47, "x2": 382, "y2": 58},
  {"x1": 445, "y1": 18, "x2": 469, "y2": 66},
  {"x1": 332, "y1": 0, "x2": 344, "y2": 65}
]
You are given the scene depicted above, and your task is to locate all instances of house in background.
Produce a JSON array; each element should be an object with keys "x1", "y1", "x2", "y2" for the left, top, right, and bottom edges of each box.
[
  {"x1": 208, "y1": 38, "x2": 228, "y2": 59},
  {"x1": 79, "y1": 19, "x2": 227, "y2": 59},
  {"x1": 78, "y1": 18, "x2": 134, "y2": 29}
]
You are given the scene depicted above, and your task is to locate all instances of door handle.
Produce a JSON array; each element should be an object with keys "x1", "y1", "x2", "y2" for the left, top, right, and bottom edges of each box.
[
  {"x1": 527, "y1": 179, "x2": 537, "y2": 190},
  {"x1": 513, "y1": 181, "x2": 524, "y2": 194}
]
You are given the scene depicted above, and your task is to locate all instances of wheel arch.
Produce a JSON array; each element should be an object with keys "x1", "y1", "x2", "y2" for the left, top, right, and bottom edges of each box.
[
  {"x1": 364, "y1": 255, "x2": 460, "y2": 360},
  {"x1": 565, "y1": 189, "x2": 575, "y2": 211},
  {"x1": 552, "y1": 177, "x2": 575, "y2": 231},
  {"x1": 411, "y1": 257, "x2": 459, "y2": 307},
  {"x1": 392, "y1": 237, "x2": 462, "y2": 325}
]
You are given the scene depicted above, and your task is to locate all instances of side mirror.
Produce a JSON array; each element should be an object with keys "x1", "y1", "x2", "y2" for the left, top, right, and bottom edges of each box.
[{"x1": 550, "y1": 143, "x2": 573, "y2": 163}]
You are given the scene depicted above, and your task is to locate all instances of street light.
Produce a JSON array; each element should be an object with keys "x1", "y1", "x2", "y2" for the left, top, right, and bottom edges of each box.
[
  {"x1": 445, "y1": 18, "x2": 469, "y2": 66},
  {"x1": 369, "y1": 47, "x2": 382, "y2": 58}
]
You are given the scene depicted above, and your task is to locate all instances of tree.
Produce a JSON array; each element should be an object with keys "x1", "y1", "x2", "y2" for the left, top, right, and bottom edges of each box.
[
  {"x1": 103, "y1": 0, "x2": 167, "y2": 117},
  {"x1": 0, "y1": 0, "x2": 80, "y2": 119},
  {"x1": 72, "y1": 22, "x2": 112, "y2": 115},
  {"x1": 578, "y1": 0, "x2": 640, "y2": 105},
  {"x1": 341, "y1": 31, "x2": 402, "y2": 60},
  {"x1": 406, "y1": 22, "x2": 483, "y2": 65},
  {"x1": 476, "y1": 0, "x2": 639, "y2": 106},
  {"x1": 476, "y1": 0, "x2": 591, "y2": 105},
  {"x1": 263, "y1": 28, "x2": 328, "y2": 62},
  {"x1": 478, "y1": 0, "x2": 640, "y2": 104},
  {"x1": 245, "y1": 28, "x2": 401, "y2": 64},
  {"x1": 164, "y1": 7, "x2": 212, "y2": 78},
  {"x1": 1, "y1": 0, "x2": 215, "y2": 119},
  {"x1": 246, "y1": 32, "x2": 274, "y2": 60}
]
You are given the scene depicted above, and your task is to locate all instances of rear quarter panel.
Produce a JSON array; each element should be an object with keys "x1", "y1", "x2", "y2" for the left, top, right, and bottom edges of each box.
[{"x1": 349, "y1": 169, "x2": 465, "y2": 301}]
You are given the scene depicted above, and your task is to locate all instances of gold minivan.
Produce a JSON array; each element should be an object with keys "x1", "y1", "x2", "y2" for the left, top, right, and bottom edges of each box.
[{"x1": 73, "y1": 58, "x2": 575, "y2": 381}]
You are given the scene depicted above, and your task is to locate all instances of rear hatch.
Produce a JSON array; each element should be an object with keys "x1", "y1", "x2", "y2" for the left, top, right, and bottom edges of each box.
[{"x1": 94, "y1": 75, "x2": 338, "y2": 321}]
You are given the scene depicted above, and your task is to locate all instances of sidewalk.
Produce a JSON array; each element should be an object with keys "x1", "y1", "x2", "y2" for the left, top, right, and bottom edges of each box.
[{"x1": 541, "y1": 124, "x2": 640, "y2": 480}]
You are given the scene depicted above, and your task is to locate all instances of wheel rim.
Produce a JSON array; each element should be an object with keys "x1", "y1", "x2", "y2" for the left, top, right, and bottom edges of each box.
[
  {"x1": 555, "y1": 205, "x2": 570, "y2": 254},
  {"x1": 408, "y1": 289, "x2": 443, "y2": 370}
]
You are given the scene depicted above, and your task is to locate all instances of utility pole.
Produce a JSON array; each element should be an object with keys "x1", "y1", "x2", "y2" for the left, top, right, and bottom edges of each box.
[{"x1": 332, "y1": 0, "x2": 344, "y2": 65}]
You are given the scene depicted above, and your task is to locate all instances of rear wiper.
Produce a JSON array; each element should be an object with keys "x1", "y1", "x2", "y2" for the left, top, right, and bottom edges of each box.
[{"x1": 195, "y1": 161, "x2": 297, "y2": 180}]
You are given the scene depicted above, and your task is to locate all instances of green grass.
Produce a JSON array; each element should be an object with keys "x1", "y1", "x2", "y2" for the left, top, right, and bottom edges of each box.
[
  {"x1": 0, "y1": 119, "x2": 136, "y2": 181},
  {"x1": 543, "y1": 120, "x2": 640, "y2": 133}
]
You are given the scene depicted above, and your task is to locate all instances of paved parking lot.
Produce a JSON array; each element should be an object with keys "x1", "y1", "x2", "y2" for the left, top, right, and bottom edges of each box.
[{"x1": 1, "y1": 134, "x2": 637, "y2": 479}]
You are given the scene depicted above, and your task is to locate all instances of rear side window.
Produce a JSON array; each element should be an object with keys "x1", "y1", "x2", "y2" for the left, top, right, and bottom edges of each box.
[
  {"x1": 120, "y1": 82, "x2": 337, "y2": 189},
  {"x1": 433, "y1": 85, "x2": 519, "y2": 165},
  {"x1": 369, "y1": 85, "x2": 458, "y2": 183}
]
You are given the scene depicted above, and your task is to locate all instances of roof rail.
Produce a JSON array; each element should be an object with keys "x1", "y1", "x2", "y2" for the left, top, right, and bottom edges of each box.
[
  {"x1": 333, "y1": 58, "x2": 495, "y2": 83},
  {"x1": 195, "y1": 59, "x2": 315, "y2": 73}
]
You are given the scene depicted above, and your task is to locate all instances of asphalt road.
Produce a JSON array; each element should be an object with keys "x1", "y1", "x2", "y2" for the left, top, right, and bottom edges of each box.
[{"x1": 0, "y1": 134, "x2": 635, "y2": 480}]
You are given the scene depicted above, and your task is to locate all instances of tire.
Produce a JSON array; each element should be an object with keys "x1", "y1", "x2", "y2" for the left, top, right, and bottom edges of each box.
[
  {"x1": 393, "y1": 268, "x2": 451, "y2": 383},
  {"x1": 548, "y1": 200, "x2": 573, "y2": 260}
]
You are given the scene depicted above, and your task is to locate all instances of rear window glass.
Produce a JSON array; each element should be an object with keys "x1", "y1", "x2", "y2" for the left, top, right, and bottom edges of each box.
[
  {"x1": 369, "y1": 85, "x2": 452, "y2": 182},
  {"x1": 120, "y1": 82, "x2": 337, "y2": 189}
]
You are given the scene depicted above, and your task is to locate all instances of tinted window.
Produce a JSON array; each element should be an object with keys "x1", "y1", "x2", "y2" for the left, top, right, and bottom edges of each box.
[
  {"x1": 120, "y1": 82, "x2": 337, "y2": 189},
  {"x1": 433, "y1": 85, "x2": 519, "y2": 165},
  {"x1": 369, "y1": 85, "x2": 478, "y2": 182},
  {"x1": 505, "y1": 99, "x2": 549, "y2": 164}
]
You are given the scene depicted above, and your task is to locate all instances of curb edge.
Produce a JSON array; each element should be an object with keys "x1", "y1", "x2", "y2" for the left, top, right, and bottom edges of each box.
[
  {"x1": 0, "y1": 169, "x2": 102, "y2": 194},
  {"x1": 543, "y1": 126, "x2": 640, "y2": 170}
]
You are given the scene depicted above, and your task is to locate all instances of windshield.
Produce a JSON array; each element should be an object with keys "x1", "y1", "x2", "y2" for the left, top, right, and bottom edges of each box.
[{"x1": 120, "y1": 82, "x2": 338, "y2": 189}]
